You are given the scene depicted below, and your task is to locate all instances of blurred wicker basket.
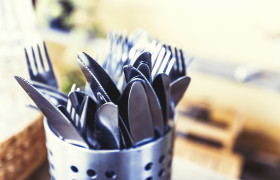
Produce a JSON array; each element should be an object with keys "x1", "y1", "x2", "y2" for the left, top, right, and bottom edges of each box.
[{"x1": 0, "y1": 110, "x2": 47, "y2": 180}]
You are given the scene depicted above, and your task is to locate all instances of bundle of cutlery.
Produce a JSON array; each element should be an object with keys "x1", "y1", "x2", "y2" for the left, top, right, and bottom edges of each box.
[{"x1": 15, "y1": 30, "x2": 191, "y2": 150}]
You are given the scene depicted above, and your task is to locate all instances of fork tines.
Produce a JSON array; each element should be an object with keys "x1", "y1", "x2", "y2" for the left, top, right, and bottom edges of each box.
[
  {"x1": 167, "y1": 46, "x2": 187, "y2": 81},
  {"x1": 66, "y1": 84, "x2": 80, "y2": 127},
  {"x1": 24, "y1": 41, "x2": 58, "y2": 89}
]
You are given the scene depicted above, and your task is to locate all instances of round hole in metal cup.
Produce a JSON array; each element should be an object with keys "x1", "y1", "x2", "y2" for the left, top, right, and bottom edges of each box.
[
  {"x1": 168, "y1": 147, "x2": 173, "y2": 155},
  {"x1": 146, "y1": 176, "x2": 153, "y2": 180},
  {"x1": 105, "y1": 170, "x2": 117, "y2": 179},
  {"x1": 166, "y1": 173, "x2": 171, "y2": 179},
  {"x1": 144, "y1": 162, "x2": 153, "y2": 170},
  {"x1": 70, "y1": 166, "x2": 78, "y2": 173},
  {"x1": 158, "y1": 169, "x2": 165, "y2": 178},
  {"x1": 159, "y1": 155, "x2": 166, "y2": 164},
  {"x1": 87, "y1": 169, "x2": 97, "y2": 178},
  {"x1": 167, "y1": 160, "x2": 172, "y2": 168}
]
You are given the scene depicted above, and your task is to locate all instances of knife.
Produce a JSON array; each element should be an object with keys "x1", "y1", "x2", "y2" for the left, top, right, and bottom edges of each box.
[
  {"x1": 117, "y1": 79, "x2": 140, "y2": 147},
  {"x1": 123, "y1": 65, "x2": 165, "y2": 134},
  {"x1": 133, "y1": 51, "x2": 152, "y2": 71},
  {"x1": 128, "y1": 81, "x2": 154, "y2": 146},
  {"x1": 94, "y1": 102, "x2": 120, "y2": 149},
  {"x1": 14, "y1": 76, "x2": 89, "y2": 148},
  {"x1": 137, "y1": 62, "x2": 152, "y2": 83},
  {"x1": 77, "y1": 57, "x2": 111, "y2": 102},
  {"x1": 152, "y1": 73, "x2": 170, "y2": 131},
  {"x1": 170, "y1": 76, "x2": 191, "y2": 106},
  {"x1": 78, "y1": 52, "x2": 121, "y2": 103}
]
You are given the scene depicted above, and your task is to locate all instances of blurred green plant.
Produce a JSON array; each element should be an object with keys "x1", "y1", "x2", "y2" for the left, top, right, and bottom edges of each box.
[{"x1": 60, "y1": 68, "x2": 86, "y2": 93}]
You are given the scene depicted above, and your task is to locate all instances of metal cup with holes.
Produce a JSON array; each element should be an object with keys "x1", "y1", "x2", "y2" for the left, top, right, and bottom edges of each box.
[{"x1": 43, "y1": 118, "x2": 175, "y2": 180}]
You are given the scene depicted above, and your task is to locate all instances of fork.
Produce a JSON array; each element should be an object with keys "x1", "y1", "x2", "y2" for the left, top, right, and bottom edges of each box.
[
  {"x1": 66, "y1": 86, "x2": 90, "y2": 137},
  {"x1": 151, "y1": 44, "x2": 169, "y2": 78},
  {"x1": 149, "y1": 43, "x2": 189, "y2": 83},
  {"x1": 25, "y1": 41, "x2": 59, "y2": 89},
  {"x1": 66, "y1": 84, "x2": 80, "y2": 127},
  {"x1": 167, "y1": 47, "x2": 186, "y2": 82}
]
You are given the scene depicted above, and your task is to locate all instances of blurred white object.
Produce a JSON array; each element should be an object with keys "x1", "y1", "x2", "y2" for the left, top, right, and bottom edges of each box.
[
  {"x1": 0, "y1": 0, "x2": 40, "y2": 135},
  {"x1": 0, "y1": 0, "x2": 39, "y2": 45},
  {"x1": 234, "y1": 64, "x2": 261, "y2": 82},
  {"x1": 190, "y1": 57, "x2": 280, "y2": 92},
  {"x1": 0, "y1": 0, "x2": 39, "y2": 75}
]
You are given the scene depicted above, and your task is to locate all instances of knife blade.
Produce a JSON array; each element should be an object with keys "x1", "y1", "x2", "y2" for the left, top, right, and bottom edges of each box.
[
  {"x1": 123, "y1": 65, "x2": 165, "y2": 134},
  {"x1": 137, "y1": 62, "x2": 152, "y2": 83},
  {"x1": 94, "y1": 102, "x2": 120, "y2": 149},
  {"x1": 77, "y1": 57, "x2": 111, "y2": 103},
  {"x1": 152, "y1": 73, "x2": 170, "y2": 131},
  {"x1": 133, "y1": 51, "x2": 152, "y2": 71},
  {"x1": 14, "y1": 76, "x2": 89, "y2": 148},
  {"x1": 170, "y1": 76, "x2": 191, "y2": 106},
  {"x1": 78, "y1": 52, "x2": 121, "y2": 103},
  {"x1": 128, "y1": 81, "x2": 154, "y2": 146}
]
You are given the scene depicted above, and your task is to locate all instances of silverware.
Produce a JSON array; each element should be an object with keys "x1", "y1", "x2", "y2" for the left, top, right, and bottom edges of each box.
[
  {"x1": 68, "y1": 92, "x2": 82, "y2": 127},
  {"x1": 24, "y1": 42, "x2": 64, "y2": 106},
  {"x1": 82, "y1": 95, "x2": 102, "y2": 149},
  {"x1": 133, "y1": 51, "x2": 152, "y2": 71},
  {"x1": 24, "y1": 41, "x2": 59, "y2": 89},
  {"x1": 151, "y1": 42, "x2": 164, "y2": 68},
  {"x1": 123, "y1": 65, "x2": 165, "y2": 134},
  {"x1": 67, "y1": 60, "x2": 130, "y2": 149},
  {"x1": 133, "y1": 51, "x2": 152, "y2": 83},
  {"x1": 77, "y1": 56, "x2": 111, "y2": 102},
  {"x1": 117, "y1": 78, "x2": 140, "y2": 146},
  {"x1": 152, "y1": 73, "x2": 171, "y2": 131},
  {"x1": 169, "y1": 47, "x2": 186, "y2": 82},
  {"x1": 156, "y1": 45, "x2": 172, "y2": 75},
  {"x1": 102, "y1": 31, "x2": 151, "y2": 89},
  {"x1": 79, "y1": 95, "x2": 90, "y2": 136},
  {"x1": 79, "y1": 95, "x2": 101, "y2": 149},
  {"x1": 166, "y1": 47, "x2": 191, "y2": 107},
  {"x1": 66, "y1": 84, "x2": 81, "y2": 127},
  {"x1": 137, "y1": 62, "x2": 152, "y2": 83},
  {"x1": 94, "y1": 102, "x2": 121, "y2": 149},
  {"x1": 14, "y1": 76, "x2": 89, "y2": 148},
  {"x1": 152, "y1": 45, "x2": 166, "y2": 77},
  {"x1": 17, "y1": 28, "x2": 192, "y2": 151},
  {"x1": 128, "y1": 81, "x2": 154, "y2": 146},
  {"x1": 78, "y1": 52, "x2": 121, "y2": 103},
  {"x1": 69, "y1": 91, "x2": 86, "y2": 111},
  {"x1": 118, "y1": 115, "x2": 133, "y2": 148},
  {"x1": 170, "y1": 76, "x2": 191, "y2": 106},
  {"x1": 29, "y1": 81, "x2": 67, "y2": 107},
  {"x1": 30, "y1": 81, "x2": 67, "y2": 98}
]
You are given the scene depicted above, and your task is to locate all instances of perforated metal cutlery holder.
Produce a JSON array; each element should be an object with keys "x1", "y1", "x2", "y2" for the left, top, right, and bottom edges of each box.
[{"x1": 43, "y1": 119, "x2": 175, "y2": 180}]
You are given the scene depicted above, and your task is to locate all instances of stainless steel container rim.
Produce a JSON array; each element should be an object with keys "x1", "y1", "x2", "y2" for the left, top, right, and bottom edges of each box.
[{"x1": 43, "y1": 117, "x2": 175, "y2": 153}]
